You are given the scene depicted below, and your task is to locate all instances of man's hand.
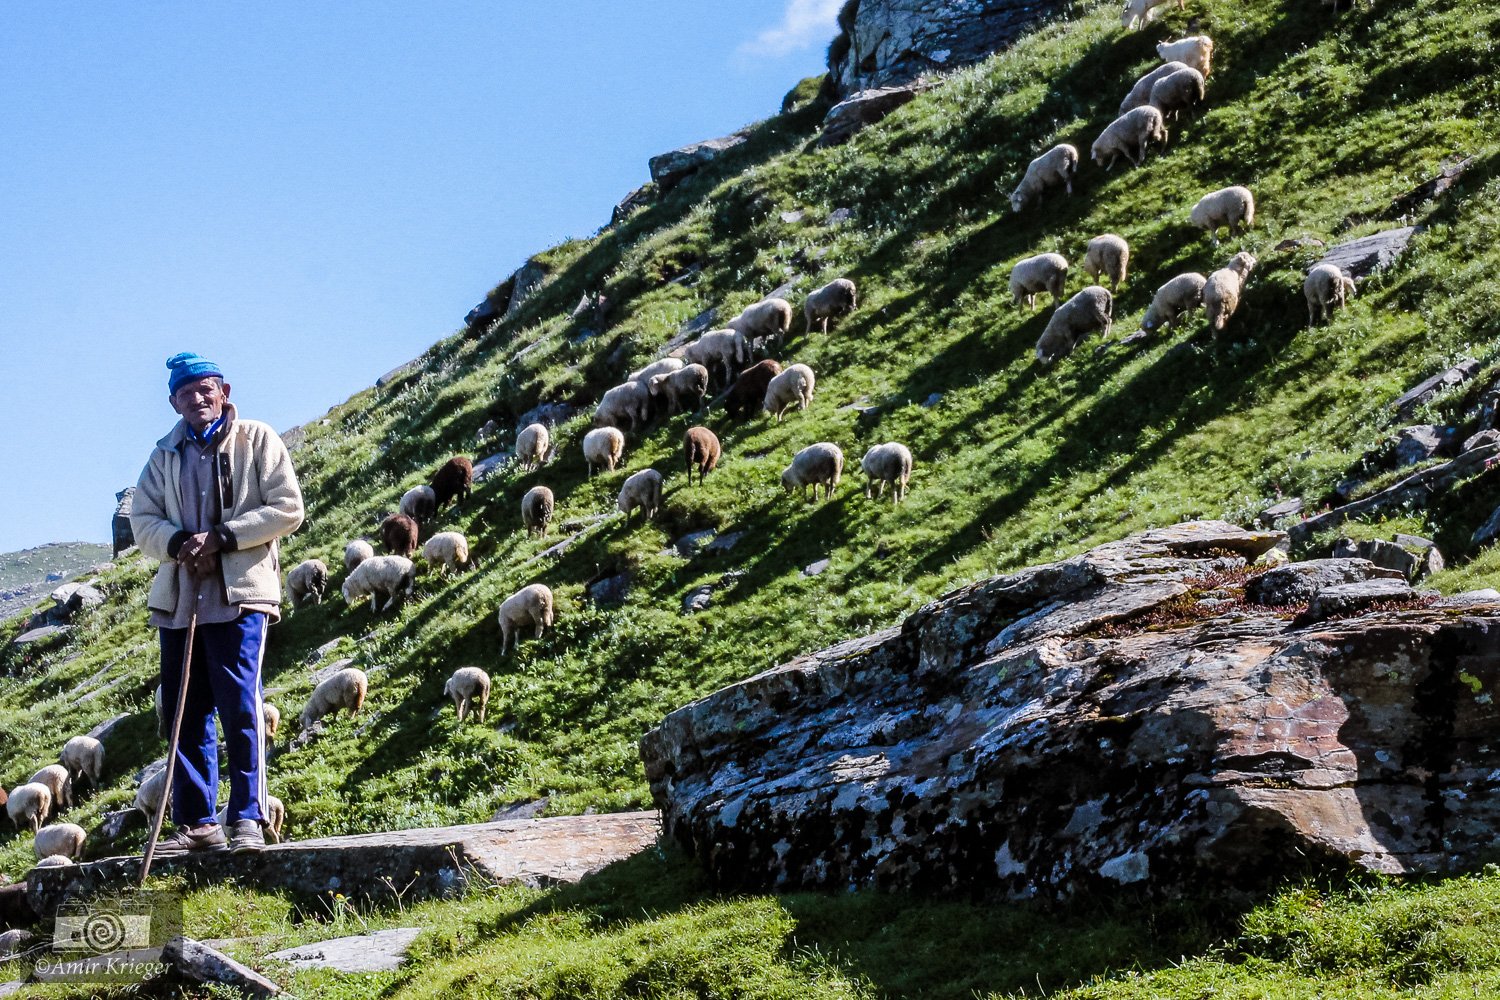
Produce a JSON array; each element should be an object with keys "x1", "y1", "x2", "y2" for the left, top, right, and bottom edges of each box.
[
  {"x1": 184, "y1": 551, "x2": 221, "y2": 580},
  {"x1": 177, "y1": 531, "x2": 223, "y2": 562}
]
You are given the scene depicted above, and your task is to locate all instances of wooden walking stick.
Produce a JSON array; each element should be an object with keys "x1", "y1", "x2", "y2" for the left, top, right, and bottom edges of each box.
[{"x1": 140, "y1": 606, "x2": 198, "y2": 885}]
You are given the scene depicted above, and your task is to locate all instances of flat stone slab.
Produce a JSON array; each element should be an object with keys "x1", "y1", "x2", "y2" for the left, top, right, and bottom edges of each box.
[
  {"x1": 267, "y1": 927, "x2": 421, "y2": 973},
  {"x1": 1317, "y1": 226, "x2": 1421, "y2": 280},
  {"x1": 26, "y1": 812, "x2": 659, "y2": 919}
]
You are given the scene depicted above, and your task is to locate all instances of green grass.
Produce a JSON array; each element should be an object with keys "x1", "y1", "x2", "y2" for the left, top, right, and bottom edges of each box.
[{"x1": 5, "y1": 0, "x2": 1500, "y2": 993}]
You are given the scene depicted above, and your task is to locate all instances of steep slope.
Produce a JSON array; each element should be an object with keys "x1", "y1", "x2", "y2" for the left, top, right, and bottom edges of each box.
[
  {"x1": 4, "y1": 0, "x2": 1500, "y2": 993},
  {"x1": 0, "y1": 542, "x2": 111, "y2": 625}
]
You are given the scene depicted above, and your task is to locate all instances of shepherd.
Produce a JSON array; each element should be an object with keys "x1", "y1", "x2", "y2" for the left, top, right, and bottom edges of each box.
[{"x1": 130, "y1": 353, "x2": 304, "y2": 856}]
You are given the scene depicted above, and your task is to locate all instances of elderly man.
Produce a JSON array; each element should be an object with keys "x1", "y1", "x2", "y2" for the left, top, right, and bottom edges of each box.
[{"x1": 131, "y1": 353, "x2": 304, "y2": 854}]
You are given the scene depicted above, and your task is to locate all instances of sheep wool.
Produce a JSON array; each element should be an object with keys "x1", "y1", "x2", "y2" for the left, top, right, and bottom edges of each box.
[
  {"x1": 498, "y1": 584, "x2": 555, "y2": 655},
  {"x1": 764, "y1": 363, "x2": 817, "y2": 422},
  {"x1": 263, "y1": 701, "x2": 281, "y2": 742},
  {"x1": 1156, "y1": 35, "x2": 1213, "y2": 77},
  {"x1": 399, "y1": 485, "x2": 436, "y2": 524},
  {"x1": 1119, "y1": 61, "x2": 1192, "y2": 114},
  {"x1": 34, "y1": 822, "x2": 86, "y2": 861},
  {"x1": 1149, "y1": 66, "x2": 1205, "y2": 122},
  {"x1": 1203, "y1": 252, "x2": 1258, "y2": 333},
  {"x1": 1190, "y1": 186, "x2": 1255, "y2": 245},
  {"x1": 522, "y1": 486, "x2": 556, "y2": 537},
  {"x1": 429, "y1": 456, "x2": 474, "y2": 510},
  {"x1": 1035, "y1": 286, "x2": 1114, "y2": 364},
  {"x1": 1083, "y1": 235, "x2": 1130, "y2": 293},
  {"x1": 380, "y1": 513, "x2": 419, "y2": 557},
  {"x1": 1139, "y1": 272, "x2": 1208, "y2": 333},
  {"x1": 34, "y1": 855, "x2": 75, "y2": 868},
  {"x1": 582, "y1": 427, "x2": 626, "y2": 476},
  {"x1": 444, "y1": 666, "x2": 491, "y2": 723},
  {"x1": 802, "y1": 278, "x2": 857, "y2": 334},
  {"x1": 684, "y1": 426, "x2": 721, "y2": 486},
  {"x1": 595, "y1": 380, "x2": 651, "y2": 431},
  {"x1": 1304, "y1": 263, "x2": 1357, "y2": 327},
  {"x1": 861, "y1": 442, "x2": 914, "y2": 504},
  {"x1": 1091, "y1": 106, "x2": 1167, "y2": 170},
  {"x1": 515, "y1": 423, "x2": 550, "y2": 472},
  {"x1": 618, "y1": 468, "x2": 664, "y2": 522},
  {"x1": 782, "y1": 442, "x2": 844, "y2": 501},
  {"x1": 133, "y1": 769, "x2": 166, "y2": 821},
  {"x1": 7, "y1": 782, "x2": 53, "y2": 833},
  {"x1": 1009, "y1": 253, "x2": 1070, "y2": 310},
  {"x1": 216, "y1": 795, "x2": 286, "y2": 843},
  {"x1": 726, "y1": 298, "x2": 794, "y2": 352},
  {"x1": 1010, "y1": 144, "x2": 1078, "y2": 213},
  {"x1": 29, "y1": 764, "x2": 72, "y2": 812},
  {"x1": 301, "y1": 667, "x2": 369, "y2": 729},
  {"x1": 648, "y1": 363, "x2": 710, "y2": 416},
  {"x1": 344, "y1": 538, "x2": 376, "y2": 573},
  {"x1": 630, "y1": 357, "x2": 685, "y2": 385},
  {"x1": 60, "y1": 735, "x2": 104, "y2": 787},
  {"x1": 287, "y1": 558, "x2": 330, "y2": 609},
  {"x1": 423, "y1": 531, "x2": 471, "y2": 573},
  {"x1": 683, "y1": 329, "x2": 750, "y2": 389},
  {"x1": 341, "y1": 554, "x2": 415, "y2": 613},
  {"x1": 725, "y1": 360, "x2": 783, "y2": 421},
  {"x1": 1121, "y1": 0, "x2": 1183, "y2": 30}
]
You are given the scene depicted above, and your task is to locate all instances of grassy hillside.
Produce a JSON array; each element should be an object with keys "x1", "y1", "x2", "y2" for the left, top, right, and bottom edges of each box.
[
  {"x1": 5, "y1": 0, "x2": 1500, "y2": 994},
  {"x1": 0, "y1": 542, "x2": 111, "y2": 625}
]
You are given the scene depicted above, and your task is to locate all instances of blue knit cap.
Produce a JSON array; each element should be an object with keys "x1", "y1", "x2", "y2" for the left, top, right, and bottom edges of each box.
[{"x1": 166, "y1": 352, "x2": 224, "y2": 395}]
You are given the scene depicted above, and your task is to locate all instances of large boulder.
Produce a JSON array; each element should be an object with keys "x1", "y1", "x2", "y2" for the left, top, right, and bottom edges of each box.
[
  {"x1": 648, "y1": 134, "x2": 748, "y2": 192},
  {"x1": 1317, "y1": 226, "x2": 1421, "y2": 281},
  {"x1": 818, "y1": 85, "x2": 922, "y2": 146},
  {"x1": 1244, "y1": 558, "x2": 1403, "y2": 606},
  {"x1": 641, "y1": 521, "x2": 1500, "y2": 897}
]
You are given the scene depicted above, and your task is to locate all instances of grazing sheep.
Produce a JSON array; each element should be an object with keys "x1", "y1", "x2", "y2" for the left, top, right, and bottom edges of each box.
[
  {"x1": 60, "y1": 736, "x2": 103, "y2": 788},
  {"x1": 300, "y1": 667, "x2": 369, "y2": 729},
  {"x1": 399, "y1": 485, "x2": 436, "y2": 525},
  {"x1": 618, "y1": 468, "x2": 664, "y2": 522},
  {"x1": 7, "y1": 783, "x2": 52, "y2": 833},
  {"x1": 29, "y1": 764, "x2": 72, "y2": 813},
  {"x1": 1203, "y1": 252, "x2": 1258, "y2": 333},
  {"x1": 1091, "y1": 106, "x2": 1167, "y2": 170},
  {"x1": 684, "y1": 426, "x2": 721, "y2": 485},
  {"x1": 423, "y1": 531, "x2": 471, "y2": 574},
  {"x1": 1139, "y1": 272, "x2": 1208, "y2": 333},
  {"x1": 430, "y1": 456, "x2": 474, "y2": 510},
  {"x1": 1149, "y1": 66, "x2": 1205, "y2": 122},
  {"x1": 515, "y1": 423, "x2": 550, "y2": 471},
  {"x1": 1119, "y1": 61, "x2": 1192, "y2": 114},
  {"x1": 1035, "y1": 286, "x2": 1115, "y2": 364},
  {"x1": 861, "y1": 443, "x2": 913, "y2": 504},
  {"x1": 263, "y1": 701, "x2": 281, "y2": 743},
  {"x1": 344, "y1": 538, "x2": 375, "y2": 573},
  {"x1": 582, "y1": 427, "x2": 626, "y2": 476},
  {"x1": 444, "y1": 666, "x2": 491, "y2": 724},
  {"x1": 726, "y1": 298, "x2": 795, "y2": 352},
  {"x1": 683, "y1": 328, "x2": 751, "y2": 388},
  {"x1": 802, "y1": 278, "x2": 858, "y2": 334},
  {"x1": 498, "y1": 584, "x2": 554, "y2": 655},
  {"x1": 1190, "y1": 186, "x2": 1255, "y2": 245},
  {"x1": 1010, "y1": 144, "x2": 1079, "y2": 212},
  {"x1": 1157, "y1": 35, "x2": 1213, "y2": 77},
  {"x1": 216, "y1": 795, "x2": 286, "y2": 844},
  {"x1": 475, "y1": 418, "x2": 500, "y2": 445},
  {"x1": 381, "y1": 513, "x2": 419, "y2": 557},
  {"x1": 1009, "y1": 253, "x2": 1070, "y2": 310},
  {"x1": 1304, "y1": 263, "x2": 1357, "y2": 327},
  {"x1": 594, "y1": 380, "x2": 651, "y2": 431},
  {"x1": 782, "y1": 443, "x2": 844, "y2": 501},
  {"x1": 522, "y1": 486, "x2": 555, "y2": 537},
  {"x1": 133, "y1": 768, "x2": 167, "y2": 821},
  {"x1": 764, "y1": 363, "x2": 817, "y2": 422},
  {"x1": 1121, "y1": 0, "x2": 1182, "y2": 30},
  {"x1": 725, "y1": 360, "x2": 783, "y2": 421},
  {"x1": 341, "y1": 554, "x2": 415, "y2": 613},
  {"x1": 35, "y1": 855, "x2": 75, "y2": 868},
  {"x1": 287, "y1": 558, "x2": 330, "y2": 609},
  {"x1": 34, "y1": 823, "x2": 86, "y2": 861},
  {"x1": 1083, "y1": 235, "x2": 1130, "y2": 293},
  {"x1": 649, "y1": 363, "x2": 710, "y2": 416},
  {"x1": 630, "y1": 357, "x2": 684, "y2": 384}
]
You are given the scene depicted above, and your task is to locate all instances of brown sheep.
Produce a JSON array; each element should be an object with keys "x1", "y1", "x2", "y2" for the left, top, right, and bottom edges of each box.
[
  {"x1": 381, "y1": 513, "x2": 419, "y2": 557},
  {"x1": 429, "y1": 456, "x2": 474, "y2": 510},
  {"x1": 724, "y1": 360, "x2": 783, "y2": 421},
  {"x1": 683, "y1": 427, "x2": 721, "y2": 485}
]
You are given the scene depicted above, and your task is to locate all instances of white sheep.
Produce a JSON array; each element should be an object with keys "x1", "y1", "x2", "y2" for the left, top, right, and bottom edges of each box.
[
  {"x1": 515, "y1": 422, "x2": 550, "y2": 471},
  {"x1": 215, "y1": 795, "x2": 286, "y2": 844},
  {"x1": 133, "y1": 768, "x2": 167, "y2": 821},
  {"x1": 763, "y1": 364, "x2": 817, "y2": 422},
  {"x1": 399, "y1": 485, "x2": 436, "y2": 524},
  {"x1": 300, "y1": 667, "x2": 369, "y2": 729},
  {"x1": 1083, "y1": 235, "x2": 1130, "y2": 293},
  {"x1": 263, "y1": 701, "x2": 281, "y2": 744},
  {"x1": 782, "y1": 443, "x2": 844, "y2": 501},
  {"x1": 7, "y1": 783, "x2": 53, "y2": 833},
  {"x1": 61, "y1": 735, "x2": 104, "y2": 788},
  {"x1": 29, "y1": 764, "x2": 72, "y2": 813},
  {"x1": 1139, "y1": 272, "x2": 1208, "y2": 333},
  {"x1": 630, "y1": 357, "x2": 684, "y2": 384},
  {"x1": 861, "y1": 443, "x2": 913, "y2": 504},
  {"x1": 1010, "y1": 144, "x2": 1079, "y2": 212},
  {"x1": 1204, "y1": 252, "x2": 1258, "y2": 333},
  {"x1": 683, "y1": 328, "x2": 750, "y2": 388},
  {"x1": 618, "y1": 468, "x2": 664, "y2": 522},
  {"x1": 35, "y1": 855, "x2": 76, "y2": 868},
  {"x1": 1119, "y1": 61, "x2": 1191, "y2": 114},
  {"x1": 648, "y1": 363, "x2": 710, "y2": 416},
  {"x1": 422, "y1": 531, "x2": 471, "y2": 574},
  {"x1": 444, "y1": 666, "x2": 491, "y2": 724},
  {"x1": 287, "y1": 558, "x2": 330, "y2": 609},
  {"x1": 522, "y1": 485, "x2": 555, "y2": 537},
  {"x1": 1304, "y1": 263, "x2": 1357, "y2": 327},
  {"x1": 1122, "y1": 0, "x2": 1183, "y2": 30},
  {"x1": 726, "y1": 298, "x2": 794, "y2": 352},
  {"x1": 1035, "y1": 286, "x2": 1114, "y2": 364},
  {"x1": 1009, "y1": 253, "x2": 1070, "y2": 310},
  {"x1": 498, "y1": 584, "x2": 555, "y2": 655},
  {"x1": 344, "y1": 538, "x2": 375, "y2": 573},
  {"x1": 1149, "y1": 66, "x2": 1205, "y2": 122},
  {"x1": 1190, "y1": 185, "x2": 1255, "y2": 245},
  {"x1": 1157, "y1": 35, "x2": 1213, "y2": 77},
  {"x1": 1091, "y1": 106, "x2": 1167, "y2": 170},
  {"x1": 802, "y1": 278, "x2": 858, "y2": 334},
  {"x1": 594, "y1": 380, "x2": 651, "y2": 431},
  {"x1": 582, "y1": 427, "x2": 625, "y2": 476},
  {"x1": 34, "y1": 822, "x2": 86, "y2": 861},
  {"x1": 341, "y1": 554, "x2": 415, "y2": 613}
]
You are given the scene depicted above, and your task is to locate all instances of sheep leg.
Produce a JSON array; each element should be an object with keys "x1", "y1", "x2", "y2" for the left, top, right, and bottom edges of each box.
[{"x1": 478, "y1": 696, "x2": 488, "y2": 723}]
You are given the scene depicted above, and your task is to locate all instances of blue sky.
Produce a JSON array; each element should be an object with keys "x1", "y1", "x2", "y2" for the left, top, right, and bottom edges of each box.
[{"x1": 0, "y1": 1, "x2": 839, "y2": 552}]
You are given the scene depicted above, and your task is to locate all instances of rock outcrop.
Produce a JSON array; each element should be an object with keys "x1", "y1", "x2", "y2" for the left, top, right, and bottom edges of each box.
[
  {"x1": 827, "y1": 0, "x2": 1067, "y2": 96},
  {"x1": 641, "y1": 521, "x2": 1500, "y2": 897}
]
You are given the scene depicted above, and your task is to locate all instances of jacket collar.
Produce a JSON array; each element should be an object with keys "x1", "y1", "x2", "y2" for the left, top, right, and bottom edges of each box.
[{"x1": 159, "y1": 401, "x2": 239, "y2": 452}]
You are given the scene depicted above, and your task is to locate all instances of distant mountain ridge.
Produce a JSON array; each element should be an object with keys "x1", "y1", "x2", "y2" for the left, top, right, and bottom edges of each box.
[{"x1": 0, "y1": 541, "x2": 112, "y2": 625}]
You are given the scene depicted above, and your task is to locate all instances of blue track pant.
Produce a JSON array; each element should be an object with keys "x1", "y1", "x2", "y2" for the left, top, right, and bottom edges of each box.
[{"x1": 157, "y1": 612, "x2": 267, "y2": 828}]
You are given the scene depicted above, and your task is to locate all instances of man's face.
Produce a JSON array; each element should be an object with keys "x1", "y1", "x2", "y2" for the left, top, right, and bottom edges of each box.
[{"x1": 170, "y1": 377, "x2": 230, "y2": 432}]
